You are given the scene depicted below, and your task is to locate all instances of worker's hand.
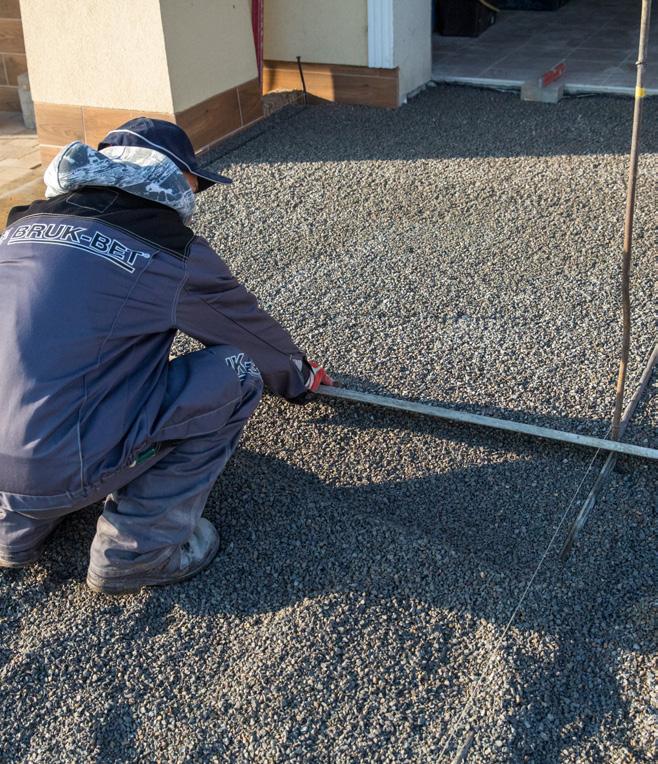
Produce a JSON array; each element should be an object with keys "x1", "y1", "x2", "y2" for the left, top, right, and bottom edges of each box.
[
  {"x1": 289, "y1": 358, "x2": 334, "y2": 404},
  {"x1": 304, "y1": 360, "x2": 334, "y2": 392}
]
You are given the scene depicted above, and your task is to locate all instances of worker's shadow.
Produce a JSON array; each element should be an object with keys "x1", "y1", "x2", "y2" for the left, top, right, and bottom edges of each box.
[
  {"x1": 27, "y1": 411, "x2": 655, "y2": 763},
  {"x1": 201, "y1": 447, "x2": 655, "y2": 762},
  {"x1": 42, "y1": 438, "x2": 653, "y2": 761}
]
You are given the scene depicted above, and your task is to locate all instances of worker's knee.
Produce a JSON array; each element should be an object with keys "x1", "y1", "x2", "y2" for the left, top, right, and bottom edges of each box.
[
  {"x1": 206, "y1": 345, "x2": 264, "y2": 397},
  {"x1": 165, "y1": 344, "x2": 262, "y2": 414},
  {"x1": 154, "y1": 346, "x2": 262, "y2": 443}
]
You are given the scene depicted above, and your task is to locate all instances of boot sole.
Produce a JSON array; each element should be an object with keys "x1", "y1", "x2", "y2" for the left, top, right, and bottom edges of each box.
[
  {"x1": 0, "y1": 557, "x2": 40, "y2": 569},
  {"x1": 86, "y1": 533, "x2": 220, "y2": 595},
  {"x1": 0, "y1": 546, "x2": 45, "y2": 569}
]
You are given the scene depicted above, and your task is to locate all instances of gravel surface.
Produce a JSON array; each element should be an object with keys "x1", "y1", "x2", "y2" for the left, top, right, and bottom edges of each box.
[{"x1": 1, "y1": 86, "x2": 656, "y2": 763}]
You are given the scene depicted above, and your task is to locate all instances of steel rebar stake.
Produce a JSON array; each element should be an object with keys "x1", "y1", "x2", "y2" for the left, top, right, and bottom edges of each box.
[{"x1": 611, "y1": 0, "x2": 653, "y2": 439}]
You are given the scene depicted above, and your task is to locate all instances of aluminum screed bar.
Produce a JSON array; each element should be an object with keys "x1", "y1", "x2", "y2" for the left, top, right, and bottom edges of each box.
[{"x1": 316, "y1": 386, "x2": 658, "y2": 462}]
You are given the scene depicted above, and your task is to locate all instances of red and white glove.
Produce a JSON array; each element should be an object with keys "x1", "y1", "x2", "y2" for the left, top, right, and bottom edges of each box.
[
  {"x1": 304, "y1": 360, "x2": 334, "y2": 392},
  {"x1": 291, "y1": 358, "x2": 334, "y2": 403}
]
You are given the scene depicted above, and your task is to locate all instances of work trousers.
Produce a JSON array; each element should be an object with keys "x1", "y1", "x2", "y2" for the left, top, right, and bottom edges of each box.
[{"x1": 0, "y1": 345, "x2": 263, "y2": 575}]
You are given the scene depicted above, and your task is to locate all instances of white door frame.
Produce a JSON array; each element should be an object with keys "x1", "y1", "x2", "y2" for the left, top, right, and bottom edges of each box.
[{"x1": 368, "y1": 0, "x2": 395, "y2": 69}]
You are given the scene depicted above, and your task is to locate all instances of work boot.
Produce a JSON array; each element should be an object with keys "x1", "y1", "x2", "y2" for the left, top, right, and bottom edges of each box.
[
  {"x1": 0, "y1": 542, "x2": 48, "y2": 569},
  {"x1": 0, "y1": 517, "x2": 62, "y2": 569},
  {"x1": 86, "y1": 518, "x2": 220, "y2": 595}
]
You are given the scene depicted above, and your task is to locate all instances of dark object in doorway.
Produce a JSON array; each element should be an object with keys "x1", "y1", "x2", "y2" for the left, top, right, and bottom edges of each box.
[
  {"x1": 495, "y1": 0, "x2": 570, "y2": 10},
  {"x1": 436, "y1": 0, "x2": 497, "y2": 37}
]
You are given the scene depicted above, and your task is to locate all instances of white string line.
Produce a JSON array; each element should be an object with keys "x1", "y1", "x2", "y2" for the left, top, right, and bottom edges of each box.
[{"x1": 438, "y1": 435, "x2": 609, "y2": 761}]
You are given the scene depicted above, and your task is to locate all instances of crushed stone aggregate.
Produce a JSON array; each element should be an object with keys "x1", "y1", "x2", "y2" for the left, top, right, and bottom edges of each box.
[{"x1": 1, "y1": 85, "x2": 656, "y2": 763}]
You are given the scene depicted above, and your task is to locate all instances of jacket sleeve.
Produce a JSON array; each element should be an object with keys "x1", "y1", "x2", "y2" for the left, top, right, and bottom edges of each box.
[{"x1": 175, "y1": 236, "x2": 308, "y2": 399}]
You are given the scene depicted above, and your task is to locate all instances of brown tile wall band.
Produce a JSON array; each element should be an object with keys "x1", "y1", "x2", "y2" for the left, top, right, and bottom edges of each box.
[
  {"x1": 237, "y1": 78, "x2": 264, "y2": 128},
  {"x1": 192, "y1": 113, "x2": 264, "y2": 159},
  {"x1": 34, "y1": 103, "x2": 84, "y2": 146},
  {"x1": 82, "y1": 107, "x2": 176, "y2": 149},
  {"x1": 262, "y1": 60, "x2": 399, "y2": 108},
  {"x1": 34, "y1": 77, "x2": 264, "y2": 162},
  {"x1": 175, "y1": 87, "x2": 241, "y2": 152},
  {"x1": 263, "y1": 67, "x2": 398, "y2": 108},
  {"x1": 265, "y1": 60, "x2": 398, "y2": 79},
  {"x1": 34, "y1": 103, "x2": 175, "y2": 153},
  {"x1": 175, "y1": 77, "x2": 263, "y2": 152}
]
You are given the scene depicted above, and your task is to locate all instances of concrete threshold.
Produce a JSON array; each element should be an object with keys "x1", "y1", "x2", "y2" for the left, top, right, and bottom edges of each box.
[{"x1": 431, "y1": 74, "x2": 658, "y2": 98}]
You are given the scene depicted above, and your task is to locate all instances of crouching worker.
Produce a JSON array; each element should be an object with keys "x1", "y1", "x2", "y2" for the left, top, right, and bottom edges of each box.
[{"x1": 0, "y1": 118, "x2": 332, "y2": 594}]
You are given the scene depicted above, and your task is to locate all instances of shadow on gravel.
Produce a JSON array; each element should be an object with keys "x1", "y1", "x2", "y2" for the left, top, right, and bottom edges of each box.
[
  {"x1": 204, "y1": 86, "x2": 658, "y2": 170},
  {"x1": 15, "y1": 440, "x2": 652, "y2": 761},
  {"x1": 196, "y1": 447, "x2": 655, "y2": 761},
  {"x1": 92, "y1": 701, "x2": 140, "y2": 764}
]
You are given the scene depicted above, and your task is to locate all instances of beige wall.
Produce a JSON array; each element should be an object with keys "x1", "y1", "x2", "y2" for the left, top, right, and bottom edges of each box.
[
  {"x1": 160, "y1": 0, "x2": 258, "y2": 113},
  {"x1": 21, "y1": 0, "x2": 258, "y2": 113},
  {"x1": 264, "y1": 0, "x2": 368, "y2": 67},
  {"x1": 21, "y1": 0, "x2": 174, "y2": 111},
  {"x1": 393, "y1": 0, "x2": 431, "y2": 100}
]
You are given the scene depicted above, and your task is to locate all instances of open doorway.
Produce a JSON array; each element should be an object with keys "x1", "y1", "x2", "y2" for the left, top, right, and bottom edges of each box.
[{"x1": 432, "y1": 0, "x2": 657, "y2": 96}]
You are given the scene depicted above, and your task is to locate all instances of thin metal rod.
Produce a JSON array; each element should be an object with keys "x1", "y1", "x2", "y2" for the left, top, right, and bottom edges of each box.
[
  {"x1": 611, "y1": 0, "x2": 652, "y2": 439},
  {"x1": 561, "y1": 343, "x2": 658, "y2": 560},
  {"x1": 296, "y1": 55, "x2": 308, "y2": 106},
  {"x1": 316, "y1": 386, "x2": 658, "y2": 461},
  {"x1": 451, "y1": 730, "x2": 475, "y2": 764}
]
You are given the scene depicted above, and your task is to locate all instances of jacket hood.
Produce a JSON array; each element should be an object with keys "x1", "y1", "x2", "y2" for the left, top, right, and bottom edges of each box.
[{"x1": 44, "y1": 141, "x2": 195, "y2": 223}]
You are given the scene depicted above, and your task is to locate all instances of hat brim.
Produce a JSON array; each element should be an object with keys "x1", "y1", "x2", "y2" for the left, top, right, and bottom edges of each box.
[
  {"x1": 98, "y1": 123, "x2": 232, "y2": 191},
  {"x1": 194, "y1": 167, "x2": 232, "y2": 191}
]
